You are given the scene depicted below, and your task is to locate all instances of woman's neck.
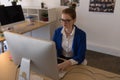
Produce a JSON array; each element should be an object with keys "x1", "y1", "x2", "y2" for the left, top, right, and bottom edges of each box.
[
  {"x1": 64, "y1": 26, "x2": 74, "y2": 37},
  {"x1": 65, "y1": 28, "x2": 72, "y2": 34}
]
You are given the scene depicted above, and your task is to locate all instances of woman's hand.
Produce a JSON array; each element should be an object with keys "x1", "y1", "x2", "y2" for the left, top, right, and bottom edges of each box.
[{"x1": 58, "y1": 60, "x2": 72, "y2": 71}]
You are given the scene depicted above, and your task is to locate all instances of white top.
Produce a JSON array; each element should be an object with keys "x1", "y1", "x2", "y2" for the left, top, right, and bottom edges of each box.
[{"x1": 61, "y1": 27, "x2": 78, "y2": 65}]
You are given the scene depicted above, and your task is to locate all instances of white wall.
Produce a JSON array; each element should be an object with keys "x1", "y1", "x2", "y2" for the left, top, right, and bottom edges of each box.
[
  {"x1": 0, "y1": 0, "x2": 60, "y2": 8},
  {"x1": 76, "y1": 0, "x2": 120, "y2": 57},
  {"x1": 0, "y1": 0, "x2": 120, "y2": 57}
]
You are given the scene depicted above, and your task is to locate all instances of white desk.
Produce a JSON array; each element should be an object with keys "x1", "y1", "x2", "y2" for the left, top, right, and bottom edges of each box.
[{"x1": 0, "y1": 51, "x2": 120, "y2": 80}]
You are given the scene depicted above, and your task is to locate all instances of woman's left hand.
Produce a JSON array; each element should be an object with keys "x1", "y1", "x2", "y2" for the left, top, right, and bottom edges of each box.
[{"x1": 58, "y1": 60, "x2": 72, "y2": 71}]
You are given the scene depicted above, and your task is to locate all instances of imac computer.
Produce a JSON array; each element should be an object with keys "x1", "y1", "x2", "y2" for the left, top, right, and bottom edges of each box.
[
  {"x1": 0, "y1": 5, "x2": 25, "y2": 31},
  {"x1": 4, "y1": 31, "x2": 59, "y2": 80},
  {"x1": 0, "y1": 5, "x2": 9, "y2": 25},
  {"x1": 5, "y1": 5, "x2": 25, "y2": 24}
]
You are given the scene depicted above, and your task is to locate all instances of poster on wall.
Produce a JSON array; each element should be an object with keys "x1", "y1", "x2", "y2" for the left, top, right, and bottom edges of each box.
[
  {"x1": 89, "y1": 0, "x2": 116, "y2": 13},
  {"x1": 61, "y1": 0, "x2": 80, "y2": 6}
]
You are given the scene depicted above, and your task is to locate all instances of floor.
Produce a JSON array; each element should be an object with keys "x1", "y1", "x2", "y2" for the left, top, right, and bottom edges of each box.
[{"x1": 86, "y1": 50, "x2": 120, "y2": 75}]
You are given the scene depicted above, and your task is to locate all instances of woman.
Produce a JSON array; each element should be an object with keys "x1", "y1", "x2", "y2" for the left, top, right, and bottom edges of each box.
[{"x1": 53, "y1": 7, "x2": 86, "y2": 71}]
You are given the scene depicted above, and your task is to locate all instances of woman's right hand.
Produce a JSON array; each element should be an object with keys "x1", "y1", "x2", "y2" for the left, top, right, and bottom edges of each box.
[{"x1": 58, "y1": 60, "x2": 72, "y2": 71}]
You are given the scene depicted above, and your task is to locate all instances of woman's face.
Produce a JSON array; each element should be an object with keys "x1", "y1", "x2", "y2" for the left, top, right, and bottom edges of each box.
[{"x1": 60, "y1": 13, "x2": 76, "y2": 29}]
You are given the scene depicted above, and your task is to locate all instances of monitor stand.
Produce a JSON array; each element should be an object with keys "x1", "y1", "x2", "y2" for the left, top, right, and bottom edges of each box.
[
  {"x1": 18, "y1": 58, "x2": 30, "y2": 80},
  {"x1": 18, "y1": 58, "x2": 44, "y2": 80}
]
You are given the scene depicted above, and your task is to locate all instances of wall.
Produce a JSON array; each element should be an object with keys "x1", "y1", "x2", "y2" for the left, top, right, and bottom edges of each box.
[
  {"x1": 0, "y1": 0, "x2": 120, "y2": 57},
  {"x1": 0, "y1": 0, "x2": 60, "y2": 8},
  {"x1": 76, "y1": 0, "x2": 120, "y2": 57}
]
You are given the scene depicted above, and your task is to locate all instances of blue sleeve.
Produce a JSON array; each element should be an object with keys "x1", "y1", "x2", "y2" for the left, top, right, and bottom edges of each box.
[
  {"x1": 52, "y1": 27, "x2": 63, "y2": 57},
  {"x1": 72, "y1": 30, "x2": 86, "y2": 64}
]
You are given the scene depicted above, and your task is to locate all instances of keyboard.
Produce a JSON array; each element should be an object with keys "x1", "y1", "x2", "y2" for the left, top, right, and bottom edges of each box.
[
  {"x1": 30, "y1": 74, "x2": 44, "y2": 80},
  {"x1": 57, "y1": 58, "x2": 65, "y2": 64},
  {"x1": 59, "y1": 71, "x2": 67, "y2": 79}
]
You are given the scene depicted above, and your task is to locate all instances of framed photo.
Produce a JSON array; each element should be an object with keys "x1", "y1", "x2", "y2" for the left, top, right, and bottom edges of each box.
[
  {"x1": 89, "y1": 0, "x2": 116, "y2": 13},
  {"x1": 61, "y1": 0, "x2": 80, "y2": 6}
]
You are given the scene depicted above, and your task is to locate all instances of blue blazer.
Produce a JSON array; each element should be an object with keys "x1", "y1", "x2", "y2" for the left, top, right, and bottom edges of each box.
[{"x1": 53, "y1": 25, "x2": 86, "y2": 64}]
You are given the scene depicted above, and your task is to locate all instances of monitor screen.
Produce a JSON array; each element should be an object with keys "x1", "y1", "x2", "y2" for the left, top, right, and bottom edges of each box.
[
  {"x1": 4, "y1": 31, "x2": 59, "y2": 80},
  {"x1": 0, "y1": 5, "x2": 9, "y2": 25},
  {"x1": 5, "y1": 5, "x2": 25, "y2": 24}
]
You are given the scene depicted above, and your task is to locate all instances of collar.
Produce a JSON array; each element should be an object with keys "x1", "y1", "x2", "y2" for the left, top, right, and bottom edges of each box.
[{"x1": 61, "y1": 26, "x2": 75, "y2": 36}]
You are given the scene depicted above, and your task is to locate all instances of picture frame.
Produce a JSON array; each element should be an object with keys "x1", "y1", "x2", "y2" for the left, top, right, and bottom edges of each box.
[
  {"x1": 89, "y1": 0, "x2": 116, "y2": 13},
  {"x1": 60, "y1": 0, "x2": 80, "y2": 6}
]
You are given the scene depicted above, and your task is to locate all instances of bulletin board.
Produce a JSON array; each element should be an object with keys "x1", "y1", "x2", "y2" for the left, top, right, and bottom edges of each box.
[{"x1": 89, "y1": 0, "x2": 116, "y2": 13}]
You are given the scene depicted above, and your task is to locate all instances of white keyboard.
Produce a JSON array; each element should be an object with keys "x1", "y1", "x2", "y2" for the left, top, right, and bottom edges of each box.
[
  {"x1": 59, "y1": 71, "x2": 67, "y2": 79},
  {"x1": 30, "y1": 74, "x2": 44, "y2": 80}
]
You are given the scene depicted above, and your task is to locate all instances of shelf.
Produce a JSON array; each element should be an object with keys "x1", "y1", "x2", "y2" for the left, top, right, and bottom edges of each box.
[{"x1": 22, "y1": 7, "x2": 56, "y2": 22}]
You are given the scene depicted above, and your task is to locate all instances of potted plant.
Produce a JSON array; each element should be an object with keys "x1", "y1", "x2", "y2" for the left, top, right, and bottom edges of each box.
[
  {"x1": 8, "y1": 0, "x2": 22, "y2": 6},
  {"x1": 41, "y1": 12, "x2": 48, "y2": 21}
]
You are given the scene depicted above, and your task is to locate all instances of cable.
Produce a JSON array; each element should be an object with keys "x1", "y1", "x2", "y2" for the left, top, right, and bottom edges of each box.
[{"x1": 15, "y1": 65, "x2": 20, "y2": 80}]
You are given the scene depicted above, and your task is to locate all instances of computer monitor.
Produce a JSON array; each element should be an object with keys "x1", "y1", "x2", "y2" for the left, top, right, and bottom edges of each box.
[
  {"x1": 0, "y1": 5, "x2": 9, "y2": 25},
  {"x1": 4, "y1": 31, "x2": 59, "y2": 80},
  {"x1": 5, "y1": 5, "x2": 25, "y2": 24},
  {"x1": 0, "y1": 5, "x2": 25, "y2": 26},
  {"x1": 0, "y1": 5, "x2": 25, "y2": 32}
]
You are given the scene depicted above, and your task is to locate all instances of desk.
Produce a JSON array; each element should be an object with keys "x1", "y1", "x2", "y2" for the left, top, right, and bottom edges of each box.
[
  {"x1": 2, "y1": 21, "x2": 55, "y2": 40},
  {"x1": 13, "y1": 21, "x2": 49, "y2": 34},
  {"x1": 0, "y1": 51, "x2": 120, "y2": 80},
  {"x1": 14, "y1": 21, "x2": 55, "y2": 40},
  {"x1": 0, "y1": 51, "x2": 17, "y2": 80},
  {"x1": 1, "y1": 21, "x2": 55, "y2": 53}
]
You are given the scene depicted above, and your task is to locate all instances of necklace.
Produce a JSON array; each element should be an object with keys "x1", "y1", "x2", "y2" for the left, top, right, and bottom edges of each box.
[
  {"x1": 65, "y1": 28, "x2": 72, "y2": 34},
  {"x1": 64, "y1": 27, "x2": 73, "y2": 38},
  {"x1": 64, "y1": 25, "x2": 74, "y2": 34}
]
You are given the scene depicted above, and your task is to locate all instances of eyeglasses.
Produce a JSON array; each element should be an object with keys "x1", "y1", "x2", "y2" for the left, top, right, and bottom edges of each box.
[{"x1": 59, "y1": 18, "x2": 72, "y2": 23}]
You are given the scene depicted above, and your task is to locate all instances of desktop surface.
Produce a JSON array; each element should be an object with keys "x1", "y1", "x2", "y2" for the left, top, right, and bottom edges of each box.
[
  {"x1": 0, "y1": 51, "x2": 120, "y2": 80},
  {"x1": 1, "y1": 21, "x2": 49, "y2": 34},
  {"x1": 0, "y1": 51, "x2": 17, "y2": 80},
  {"x1": 13, "y1": 21, "x2": 48, "y2": 34}
]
